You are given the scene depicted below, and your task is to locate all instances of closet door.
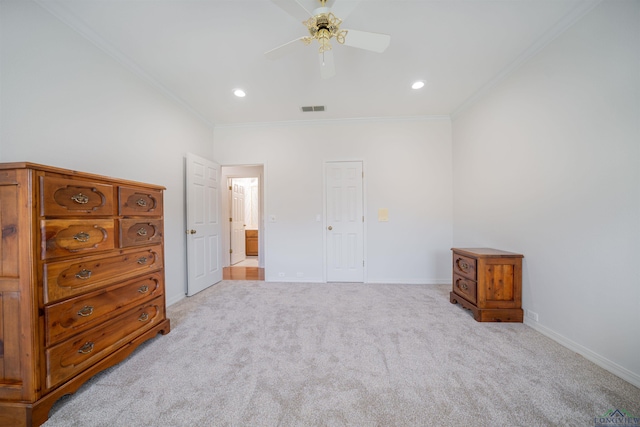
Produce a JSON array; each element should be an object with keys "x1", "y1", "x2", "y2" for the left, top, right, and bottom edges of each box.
[{"x1": 325, "y1": 161, "x2": 364, "y2": 282}]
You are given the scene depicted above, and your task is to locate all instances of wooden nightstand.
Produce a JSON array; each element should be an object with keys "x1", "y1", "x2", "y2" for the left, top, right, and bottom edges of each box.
[{"x1": 450, "y1": 248, "x2": 524, "y2": 322}]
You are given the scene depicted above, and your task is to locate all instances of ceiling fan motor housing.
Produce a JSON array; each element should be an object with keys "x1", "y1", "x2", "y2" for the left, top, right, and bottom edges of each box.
[{"x1": 304, "y1": 9, "x2": 347, "y2": 52}]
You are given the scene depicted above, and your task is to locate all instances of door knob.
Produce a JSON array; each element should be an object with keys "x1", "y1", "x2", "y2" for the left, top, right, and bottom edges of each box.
[
  {"x1": 186, "y1": 229, "x2": 196, "y2": 234},
  {"x1": 327, "y1": 226, "x2": 333, "y2": 231}
]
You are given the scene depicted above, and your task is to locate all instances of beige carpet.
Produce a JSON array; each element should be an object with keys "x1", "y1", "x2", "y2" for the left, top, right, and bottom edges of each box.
[{"x1": 44, "y1": 281, "x2": 640, "y2": 426}]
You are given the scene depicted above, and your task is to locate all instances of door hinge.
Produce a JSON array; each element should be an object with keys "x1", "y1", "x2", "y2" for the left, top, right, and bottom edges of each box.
[
  {"x1": 229, "y1": 185, "x2": 232, "y2": 190},
  {"x1": 230, "y1": 249, "x2": 233, "y2": 254},
  {"x1": 362, "y1": 216, "x2": 364, "y2": 222},
  {"x1": 362, "y1": 260, "x2": 365, "y2": 267},
  {"x1": 229, "y1": 217, "x2": 232, "y2": 222}
]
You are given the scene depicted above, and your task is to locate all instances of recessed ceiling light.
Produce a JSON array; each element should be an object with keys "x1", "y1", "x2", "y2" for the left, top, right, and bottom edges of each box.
[
  {"x1": 233, "y1": 89, "x2": 246, "y2": 98},
  {"x1": 411, "y1": 81, "x2": 425, "y2": 90}
]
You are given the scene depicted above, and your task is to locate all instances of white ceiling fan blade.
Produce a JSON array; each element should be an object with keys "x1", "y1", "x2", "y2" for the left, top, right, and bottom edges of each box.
[
  {"x1": 298, "y1": 0, "x2": 335, "y2": 14},
  {"x1": 319, "y1": 50, "x2": 336, "y2": 79},
  {"x1": 270, "y1": 0, "x2": 313, "y2": 22},
  {"x1": 342, "y1": 29, "x2": 390, "y2": 53},
  {"x1": 330, "y1": 0, "x2": 361, "y2": 21},
  {"x1": 265, "y1": 37, "x2": 307, "y2": 60}
]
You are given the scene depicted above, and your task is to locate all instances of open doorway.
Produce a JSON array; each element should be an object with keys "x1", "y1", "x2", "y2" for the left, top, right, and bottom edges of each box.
[{"x1": 221, "y1": 165, "x2": 265, "y2": 280}]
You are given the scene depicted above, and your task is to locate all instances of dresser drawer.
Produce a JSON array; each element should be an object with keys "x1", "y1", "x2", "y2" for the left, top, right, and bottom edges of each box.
[
  {"x1": 453, "y1": 253, "x2": 477, "y2": 280},
  {"x1": 119, "y1": 186, "x2": 163, "y2": 217},
  {"x1": 119, "y1": 219, "x2": 163, "y2": 248},
  {"x1": 453, "y1": 273, "x2": 477, "y2": 304},
  {"x1": 45, "y1": 297, "x2": 165, "y2": 389},
  {"x1": 41, "y1": 176, "x2": 115, "y2": 217},
  {"x1": 45, "y1": 272, "x2": 164, "y2": 346},
  {"x1": 43, "y1": 246, "x2": 163, "y2": 303},
  {"x1": 41, "y1": 219, "x2": 115, "y2": 260}
]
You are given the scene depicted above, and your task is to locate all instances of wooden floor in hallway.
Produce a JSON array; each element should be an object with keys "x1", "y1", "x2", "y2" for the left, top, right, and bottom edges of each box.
[{"x1": 223, "y1": 266, "x2": 265, "y2": 280}]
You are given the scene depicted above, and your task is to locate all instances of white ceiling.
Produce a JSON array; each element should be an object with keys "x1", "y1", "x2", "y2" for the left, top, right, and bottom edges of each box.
[{"x1": 37, "y1": 0, "x2": 597, "y2": 126}]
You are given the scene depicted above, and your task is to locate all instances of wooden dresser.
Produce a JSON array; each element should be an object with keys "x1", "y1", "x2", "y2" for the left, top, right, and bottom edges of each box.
[
  {"x1": 0, "y1": 163, "x2": 170, "y2": 426},
  {"x1": 449, "y1": 248, "x2": 523, "y2": 322}
]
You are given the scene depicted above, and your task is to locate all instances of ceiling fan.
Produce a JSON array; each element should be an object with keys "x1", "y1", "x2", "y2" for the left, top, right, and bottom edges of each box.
[{"x1": 266, "y1": 0, "x2": 391, "y2": 79}]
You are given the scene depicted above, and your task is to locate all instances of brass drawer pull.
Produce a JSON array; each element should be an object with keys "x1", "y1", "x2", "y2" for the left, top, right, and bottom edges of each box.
[
  {"x1": 75, "y1": 269, "x2": 92, "y2": 280},
  {"x1": 137, "y1": 256, "x2": 148, "y2": 264},
  {"x1": 78, "y1": 341, "x2": 95, "y2": 354},
  {"x1": 138, "y1": 312, "x2": 149, "y2": 322},
  {"x1": 77, "y1": 306, "x2": 94, "y2": 317},
  {"x1": 70, "y1": 193, "x2": 89, "y2": 204},
  {"x1": 73, "y1": 231, "x2": 90, "y2": 242},
  {"x1": 136, "y1": 198, "x2": 147, "y2": 207},
  {"x1": 456, "y1": 258, "x2": 470, "y2": 272},
  {"x1": 136, "y1": 228, "x2": 148, "y2": 237},
  {"x1": 456, "y1": 278, "x2": 469, "y2": 291},
  {"x1": 138, "y1": 285, "x2": 149, "y2": 293}
]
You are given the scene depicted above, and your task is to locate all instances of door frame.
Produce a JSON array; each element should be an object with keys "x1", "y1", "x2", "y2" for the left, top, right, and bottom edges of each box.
[
  {"x1": 323, "y1": 160, "x2": 367, "y2": 283},
  {"x1": 221, "y1": 164, "x2": 265, "y2": 269}
]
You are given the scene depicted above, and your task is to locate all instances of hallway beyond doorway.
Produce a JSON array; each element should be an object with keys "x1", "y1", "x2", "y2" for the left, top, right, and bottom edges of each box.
[{"x1": 223, "y1": 266, "x2": 265, "y2": 280}]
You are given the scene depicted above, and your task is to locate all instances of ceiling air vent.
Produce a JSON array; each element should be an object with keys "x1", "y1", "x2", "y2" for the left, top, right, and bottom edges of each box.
[{"x1": 301, "y1": 106, "x2": 325, "y2": 112}]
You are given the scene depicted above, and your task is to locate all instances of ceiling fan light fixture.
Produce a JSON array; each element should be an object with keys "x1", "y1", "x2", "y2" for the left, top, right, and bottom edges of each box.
[
  {"x1": 411, "y1": 81, "x2": 426, "y2": 90},
  {"x1": 266, "y1": 0, "x2": 391, "y2": 79},
  {"x1": 303, "y1": 11, "x2": 347, "y2": 53}
]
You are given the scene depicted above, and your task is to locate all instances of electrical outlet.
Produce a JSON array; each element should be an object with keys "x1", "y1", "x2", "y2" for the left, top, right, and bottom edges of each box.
[
  {"x1": 278, "y1": 272, "x2": 285, "y2": 277},
  {"x1": 526, "y1": 310, "x2": 539, "y2": 322}
]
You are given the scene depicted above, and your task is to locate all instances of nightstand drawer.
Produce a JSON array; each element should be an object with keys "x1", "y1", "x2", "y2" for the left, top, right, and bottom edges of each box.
[
  {"x1": 453, "y1": 253, "x2": 476, "y2": 279},
  {"x1": 453, "y1": 273, "x2": 477, "y2": 304}
]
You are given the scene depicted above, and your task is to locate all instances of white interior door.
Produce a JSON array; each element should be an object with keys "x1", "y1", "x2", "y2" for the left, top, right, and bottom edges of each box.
[
  {"x1": 325, "y1": 161, "x2": 364, "y2": 282},
  {"x1": 230, "y1": 179, "x2": 246, "y2": 265},
  {"x1": 186, "y1": 153, "x2": 222, "y2": 296}
]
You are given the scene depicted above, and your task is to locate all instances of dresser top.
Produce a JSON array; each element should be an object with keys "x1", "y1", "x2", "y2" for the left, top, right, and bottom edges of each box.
[
  {"x1": 0, "y1": 162, "x2": 165, "y2": 190},
  {"x1": 452, "y1": 248, "x2": 524, "y2": 258}
]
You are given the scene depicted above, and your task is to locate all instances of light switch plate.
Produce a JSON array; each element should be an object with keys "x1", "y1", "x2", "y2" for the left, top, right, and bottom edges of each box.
[{"x1": 378, "y1": 208, "x2": 389, "y2": 222}]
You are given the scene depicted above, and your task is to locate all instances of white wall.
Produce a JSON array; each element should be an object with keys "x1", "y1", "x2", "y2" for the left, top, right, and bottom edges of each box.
[
  {"x1": 214, "y1": 118, "x2": 453, "y2": 283},
  {"x1": 0, "y1": 0, "x2": 214, "y2": 305},
  {"x1": 452, "y1": 1, "x2": 640, "y2": 386}
]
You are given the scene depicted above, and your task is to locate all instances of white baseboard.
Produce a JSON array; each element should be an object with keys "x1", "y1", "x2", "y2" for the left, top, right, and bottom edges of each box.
[
  {"x1": 166, "y1": 293, "x2": 186, "y2": 307},
  {"x1": 524, "y1": 319, "x2": 640, "y2": 389},
  {"x1": 263, "y1": 278, "x2": 451, "y2": 285},
  {"x1": 365, "y1": 279, "x2": 451, "y2": 285},
  {"x1": 265, "y1": 276, "x2": 325, "y2": 283}
]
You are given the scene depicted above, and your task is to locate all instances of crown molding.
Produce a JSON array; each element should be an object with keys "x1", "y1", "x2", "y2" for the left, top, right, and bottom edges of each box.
[
  {"x1": 451, "y1": 0, "x2": 603, "y2": 119},
  {"x1": 33, "y1": 0, "x2": 214, "y2": 128},
  {"x1": 213, "y1": 115, "x2": 451, "y2": 130}
]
